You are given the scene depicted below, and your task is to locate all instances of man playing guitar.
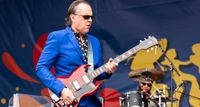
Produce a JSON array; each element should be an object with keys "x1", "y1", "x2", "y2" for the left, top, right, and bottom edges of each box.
[{"x1": 35, "y1": 0, "x2": 117, "y2": 107}]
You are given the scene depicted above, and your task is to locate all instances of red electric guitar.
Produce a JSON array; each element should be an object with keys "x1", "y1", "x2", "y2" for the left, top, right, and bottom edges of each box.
[{"x1": 48, "y1": 36, "x2": 158, "y2": 107}]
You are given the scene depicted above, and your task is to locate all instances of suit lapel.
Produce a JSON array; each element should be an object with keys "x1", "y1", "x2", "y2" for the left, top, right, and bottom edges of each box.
[{"x1": 66, "y1": 27, "x2": 84, "y2": 62}]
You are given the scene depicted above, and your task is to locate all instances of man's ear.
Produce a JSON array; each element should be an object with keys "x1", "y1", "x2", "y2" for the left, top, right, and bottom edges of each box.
[{"x1": 70, "y1": 14, "x2": 76, "y2": 22}]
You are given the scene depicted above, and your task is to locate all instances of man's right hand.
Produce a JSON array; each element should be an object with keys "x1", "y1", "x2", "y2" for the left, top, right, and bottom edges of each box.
[{"x1": 61, "y1": 87, "x2": 76, "y2": 105}]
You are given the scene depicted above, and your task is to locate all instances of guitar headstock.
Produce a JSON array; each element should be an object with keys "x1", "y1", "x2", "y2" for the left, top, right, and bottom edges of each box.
[{"x1": 138, "y1": 36, "x2": 158, "y2": 49}]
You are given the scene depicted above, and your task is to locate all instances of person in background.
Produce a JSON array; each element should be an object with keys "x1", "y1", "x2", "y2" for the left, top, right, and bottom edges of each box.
[
  {"x1": 138, "y1": 77, "x2": 153, "y2": 95},
  {"x1": 138, "y1": 76, "x2": 154, "y2": 107}
]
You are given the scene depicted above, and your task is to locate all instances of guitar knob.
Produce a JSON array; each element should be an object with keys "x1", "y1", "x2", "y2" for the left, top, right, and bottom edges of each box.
[{"x1": 147, "y1": 49, "x2": 149, "y2": 52}]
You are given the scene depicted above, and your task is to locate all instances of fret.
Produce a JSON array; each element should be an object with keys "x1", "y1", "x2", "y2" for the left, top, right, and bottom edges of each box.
[
  {"x1": 121, "y1": 54, "x2": 124, "y2": 57},
  {"x1": 101, "y1": 65, "x2": 107, "y2": 72},
  {"x1": 96, "y1": 69, "x2": 100, "y2": 75},
  {"x1": 125, "y1": 52, "x2": 129, "y2": 56},
  {"x1": 88, "y1": 72, "x2": 94, "y2": 78},
  {"x1": 134, "y1": 45, "x2": 139, "y2": 52},
  {"x1": 131, "y1": 47, "x2": 137, "y2": 53},
  {"x1": 126, "y1": 51, "x2": 129, "y2": 55},
  {"x1": 99, "y1": 68, "x2": 103, "y2": 72},
  {"x1": 93, "y1": 72, "x2": 96, "y2": 77},
  {"x1": 128, "y1": 50, "x2": 132, "y2": 55},
  {"x1": 116, "y1": 58, "x2": 120, "y2": 62},
  {"x1": 97, "y1": 68, "x2": 102, "y2": 75},
  {"x1": 95, "y1": 70, "x2": 98, "y2": 76},
  {"x1": 118, "y1": 56, "x2": 124, "y2": 62},
  {"x1": 117, "y1": 56, "x2": 121, "y2": 61},
  {"x1": 115, "y1": 56, "x2": 120, "y2": 63},
  {"x1": 92, "y1": 72, "x2": 96, "y2": 77},
  {"x1": 91, "y1": 73, "x2": 94, "y2": 77}
]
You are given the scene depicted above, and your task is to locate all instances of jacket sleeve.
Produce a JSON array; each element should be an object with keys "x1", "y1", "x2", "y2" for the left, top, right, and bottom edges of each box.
[{"x1": 35, "y1": 32, "x2": 65, "y2": 97}]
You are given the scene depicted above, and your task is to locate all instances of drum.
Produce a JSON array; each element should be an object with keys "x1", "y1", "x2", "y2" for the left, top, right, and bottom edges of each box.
[{"x1": 119, "y1": 91, "x2": 143, "y2": 107}]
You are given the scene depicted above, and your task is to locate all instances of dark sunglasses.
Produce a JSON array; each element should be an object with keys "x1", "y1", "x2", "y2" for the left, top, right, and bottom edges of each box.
[
  {"x1": 75, "y1": 14, "x2": 93, "y2": 20},
  {"x1": 81, "y1": 15, "x2": 93, "y2": 20},
  {"x1": 142, "y1": 82, "x2": 152, "y2": 87}
]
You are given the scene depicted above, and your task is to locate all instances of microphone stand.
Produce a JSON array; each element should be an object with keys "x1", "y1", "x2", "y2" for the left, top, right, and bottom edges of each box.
[
  {"x1": 157, "y1": 44, "x2": 181, "y2": 107},
  {"x1": 151, "y1": 84, "x2": 165, "y2": 107}
]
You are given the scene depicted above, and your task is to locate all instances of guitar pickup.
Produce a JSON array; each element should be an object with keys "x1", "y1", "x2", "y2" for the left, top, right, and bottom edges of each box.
[
  {"x1": 72, "y1": 80, "x2": 81, "y2": 90},
  {"x1": 82, "y1": 75, "x2": 90, "y2": 84}
]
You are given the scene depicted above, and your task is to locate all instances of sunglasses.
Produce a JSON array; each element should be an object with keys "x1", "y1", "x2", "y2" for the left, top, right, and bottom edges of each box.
[
  {"x1": 75, "y1": 14, "x2": 93, "y2": 20},
  {"x1": 142, "y1": 82, "x2": 152, "y2": 87},
  {"x1": 82, "y1": 15, "x2": 93, "y2": 20}
]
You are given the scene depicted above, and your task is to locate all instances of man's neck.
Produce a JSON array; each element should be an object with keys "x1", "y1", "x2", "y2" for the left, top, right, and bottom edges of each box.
[{"x1": 71, "y1": 27, "x2": 85, "y2": 39}]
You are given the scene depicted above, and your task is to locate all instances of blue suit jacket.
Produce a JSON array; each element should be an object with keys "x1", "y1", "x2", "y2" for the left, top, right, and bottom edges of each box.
[{"x1": 36, "y1": 26, "x2": 110, "y2": 106}]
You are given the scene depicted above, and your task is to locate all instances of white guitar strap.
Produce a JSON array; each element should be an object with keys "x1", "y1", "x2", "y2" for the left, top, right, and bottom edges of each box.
[{"x1": 87, "y1": 40, "x2": 94, "y2": 72}]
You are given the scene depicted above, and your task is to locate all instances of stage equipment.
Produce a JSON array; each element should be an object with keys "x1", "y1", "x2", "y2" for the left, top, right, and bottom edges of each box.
[{"x1": 119, "y1": 91, "x2": 143, "y2": 107}]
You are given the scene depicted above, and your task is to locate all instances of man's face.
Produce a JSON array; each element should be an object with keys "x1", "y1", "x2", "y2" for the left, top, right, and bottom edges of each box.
[
  {"x1": 71, "y1": 3, "x2": 93, "y2": 34},
  {"x1": 140, "y1": 81, "x2": 152, "y2": 93}
]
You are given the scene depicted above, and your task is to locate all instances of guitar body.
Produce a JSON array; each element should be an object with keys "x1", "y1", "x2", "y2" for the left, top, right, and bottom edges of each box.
[{"x1": 49, "y1": 64, "x2": 101, "y2": 107}]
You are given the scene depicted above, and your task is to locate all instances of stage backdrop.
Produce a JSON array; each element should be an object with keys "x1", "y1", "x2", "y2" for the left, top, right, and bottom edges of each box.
[{"x1": 1, "y1": 0, "x2": 200, "y2": 107}]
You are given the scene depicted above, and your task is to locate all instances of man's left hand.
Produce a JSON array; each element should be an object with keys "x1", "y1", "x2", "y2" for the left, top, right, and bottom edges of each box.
[{"x1": 105, "y1": 58, "x2": 118, "y2": 74}]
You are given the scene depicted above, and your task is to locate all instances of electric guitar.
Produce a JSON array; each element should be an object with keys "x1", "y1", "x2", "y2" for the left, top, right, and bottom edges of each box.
[{"x1": 48, "y1": 36, "x2": 158, "y2": 107}]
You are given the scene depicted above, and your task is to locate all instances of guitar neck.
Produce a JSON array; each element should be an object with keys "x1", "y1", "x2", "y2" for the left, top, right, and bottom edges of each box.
[{"x1": 88, "y1": 45, "x2": 141, "y2": 79}]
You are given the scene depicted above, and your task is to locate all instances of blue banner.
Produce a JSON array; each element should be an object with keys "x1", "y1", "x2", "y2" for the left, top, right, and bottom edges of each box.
[{"x1": 1, "y1": 0, "x2": 200, "y2": 106}]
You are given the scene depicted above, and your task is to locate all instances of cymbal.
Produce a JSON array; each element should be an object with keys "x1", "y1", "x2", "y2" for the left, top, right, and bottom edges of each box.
[{"x1": 128, "y1": 68, "x2": 164, "y2": 81}]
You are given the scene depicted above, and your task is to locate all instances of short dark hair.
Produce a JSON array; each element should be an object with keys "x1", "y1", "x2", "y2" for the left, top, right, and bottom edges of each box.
[{"x1": 65, "y1": 0, "x2": 91, "y2": 26}]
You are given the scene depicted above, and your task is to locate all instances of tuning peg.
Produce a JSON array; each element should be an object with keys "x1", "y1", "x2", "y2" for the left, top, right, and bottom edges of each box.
[
  {"x1": 148, "y1": 36, "x2": 151, "y2": 38},
  {"x1": 140, "y1": 40, "x2": 143, "y2": 43},
  {"x1": 144, "y1": 38, "x2": 146, "y2": 40}
]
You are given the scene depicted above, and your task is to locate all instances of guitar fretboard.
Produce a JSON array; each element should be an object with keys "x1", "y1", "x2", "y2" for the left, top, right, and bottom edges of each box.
[{"x1": 88, "y1": 45, "x2": 141, "y2": 79}]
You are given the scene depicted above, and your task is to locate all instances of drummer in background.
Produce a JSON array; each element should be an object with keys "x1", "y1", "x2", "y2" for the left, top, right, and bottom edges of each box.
[
  {"x1": 138, "y1": 77, "x2": 153, "y2": 95},
  {"x1": 138, "y1": 76, "x2": 153, "y2": 107},
  {"x1": 128, "y1": 68, "x2": 165, "y2": 107}
]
